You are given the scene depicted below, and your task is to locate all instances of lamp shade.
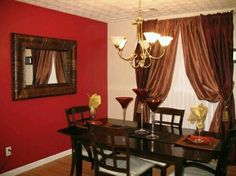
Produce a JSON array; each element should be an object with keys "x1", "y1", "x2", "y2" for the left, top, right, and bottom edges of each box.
[
  {"x1": 158, "y1": 36, "x2": 173, "y2": 47},
  {"x1": 110, "y1": 0, "x2": 174, "y2": 68},
  {"x1": 110, "y1": 36, "x2": 127, "y2": 50},
  {"x1": 144, "y1": 32, "x2": 160, "y2": 44}
]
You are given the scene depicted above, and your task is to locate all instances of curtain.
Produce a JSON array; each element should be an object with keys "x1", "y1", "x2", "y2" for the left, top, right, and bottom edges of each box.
[
  {"x1": 134, "y1": 19, "x2": 180, "y2": 122},
  {"x1": 34, "y1": 50, "x2": 53, "y2": 84},
  {"x1": 201, "y1": 12, "x2": 235, "y2": 133},
  {"x1": 133, "y1": 37, "x2": 151, "y2": 122},
  {"x1": 32, "y1": 49, "x2": 41, "y2": 84},
  {"x1": 180, "y1": 16, "x2": 222, "y2": 131},
  {"x1": 133, "y1": 12, "x2": 235, "y2": 131},
  {"x1": 55, "y1": 51, "x2": 67, "y2": 83},
  {"x1": 162, "y1": 32, "x2": 218, "y2": 130}
]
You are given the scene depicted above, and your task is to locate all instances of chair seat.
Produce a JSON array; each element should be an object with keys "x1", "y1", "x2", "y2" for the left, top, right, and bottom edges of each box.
[
  {"x1": 169, "y1": 160, "x2": 217, "y2": 176},
  {"x1": 99, "y1": 155, "x2": 155, "y2": 176},
  {"x1": 139, "y1": 157, "x2": 170, "y2": 176},
  {"x1": 81, "y1": 145, "x2": 90, "y2": 157},
  {"x1": 139, "y1": 158, "x2": 167, "y2": 167},
  {"x1": 169, "y1": 167, "x2": 215, "y2": 176}
]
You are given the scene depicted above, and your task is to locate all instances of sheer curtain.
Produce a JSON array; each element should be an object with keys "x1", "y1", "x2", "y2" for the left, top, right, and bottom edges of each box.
[{"x1": 161, "y1": 32, "x2": 218, "y2": 130}]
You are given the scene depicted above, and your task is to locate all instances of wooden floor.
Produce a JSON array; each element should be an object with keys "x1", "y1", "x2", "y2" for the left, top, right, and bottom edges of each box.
[{"x1": 17, "y1": 155, "x2": 236, "y2": 176}]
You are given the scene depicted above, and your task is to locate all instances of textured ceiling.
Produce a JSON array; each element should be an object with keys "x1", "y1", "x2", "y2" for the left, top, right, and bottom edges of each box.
[{"x1": 16, "y1": 0, "x2": 236, "y2": 23}]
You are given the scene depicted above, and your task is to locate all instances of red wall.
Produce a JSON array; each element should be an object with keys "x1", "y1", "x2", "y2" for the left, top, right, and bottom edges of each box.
[{"x1": 0, "y1": 0, "x2": 107, "y2": 173}]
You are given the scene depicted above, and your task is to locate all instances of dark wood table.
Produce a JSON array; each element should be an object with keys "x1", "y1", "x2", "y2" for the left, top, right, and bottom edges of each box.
[{"x1": 58, "y1": 118, "x2": 222, "y2": 176}]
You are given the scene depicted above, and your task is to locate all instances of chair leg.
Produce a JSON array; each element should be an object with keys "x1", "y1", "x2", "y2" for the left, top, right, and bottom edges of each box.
[
  {"x1": 70, "y1": 151, "x2": 75, "y2": 176},
  {"x1": 153, "y1": 165, "x2": 168, "y2": 176},
  {"x1": 91, "y1": 160, "x2": 94, "y2": 170},
  {"x1": 84, "y1": 145, "x2": 94, "y2": 169},
  {"x1": 160, "y1": 168, "x2": 166, "y2": 176}
]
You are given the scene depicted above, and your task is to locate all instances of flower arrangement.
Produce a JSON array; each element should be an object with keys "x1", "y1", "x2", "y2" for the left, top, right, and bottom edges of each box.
[
  {"x1": 88, "y1": 93, "x2": 101, "y2": 116},
  {"x1": 188, "y1": 103, "x2": 208, "y2": 131}
]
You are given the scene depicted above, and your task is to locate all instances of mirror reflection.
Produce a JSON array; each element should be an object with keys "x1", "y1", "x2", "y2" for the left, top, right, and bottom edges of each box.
[
  {"x1": 24, "y1": 49, "x2": 68, "y2": 85},
  {"x1": 12, "y1": 33, "x2": 77, "y2": 100}
]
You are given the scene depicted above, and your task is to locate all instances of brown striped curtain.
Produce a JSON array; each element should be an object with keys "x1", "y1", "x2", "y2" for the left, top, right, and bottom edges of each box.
[
  {"x1": 134, "y1": 19, "x2": 180, "y2": 122},
  {"x1": 180, "y1": 16, "x2": 222, "y2": 132},
  {"x1": 32, "y1": 49, "x2": 41, "y2": 84},
  {"x1": 55, "y1": 51, "x2": 67, "y2": 83},
  {"x1": 134, "y1": 12, "x2": 235, "y2": 132},
  {"x1": 201, "y1": 12, "x2": 235, "y2": 133},
  {"x1": 34, "y1": 50, "x2": 53, "y2": 84}
]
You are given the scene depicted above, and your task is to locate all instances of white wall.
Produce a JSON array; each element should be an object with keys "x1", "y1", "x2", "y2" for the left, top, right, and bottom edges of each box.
[
  {"x1": 108, "y1": 20, "x2": 137, "y2": 121},
  {"x1": 108, "y1": 13, "x2": 236, "y2": 130},
  {"x1": 24, "y1": 49, "x2": 33, "y2": 85},
  {"x1": 233, "y1": 14, "x2": 236, "y2": 105},
  {"x1": 234, "y1": 14, "x2": 236, "y2": 48}
]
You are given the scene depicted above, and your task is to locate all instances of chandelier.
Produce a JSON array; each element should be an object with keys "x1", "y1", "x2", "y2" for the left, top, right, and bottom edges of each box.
[{"x1": 110, "y1": 0, "x2": 173, "y2": 69}]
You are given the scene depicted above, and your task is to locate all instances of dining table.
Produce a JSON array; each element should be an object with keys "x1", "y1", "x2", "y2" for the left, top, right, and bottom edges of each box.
[{"x1": 58, "y1": 118, "x2": 222, "y2": 176}]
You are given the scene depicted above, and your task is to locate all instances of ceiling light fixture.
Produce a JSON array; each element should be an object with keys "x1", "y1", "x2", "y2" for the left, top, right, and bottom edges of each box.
[{"x1": 110, "y1": 0, "x2": 173, "y2": 69}]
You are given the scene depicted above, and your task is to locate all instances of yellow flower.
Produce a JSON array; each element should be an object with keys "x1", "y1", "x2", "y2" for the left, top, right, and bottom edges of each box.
[
  {"x1": 88, "y1": 93, "x2": 101, "y2": 114},
  {"x1": 188, "y1": 103, "x2": 208, "y2": 124}
]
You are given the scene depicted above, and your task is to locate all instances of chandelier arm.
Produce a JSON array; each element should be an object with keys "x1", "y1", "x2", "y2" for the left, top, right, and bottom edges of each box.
[
  {"x1": 129, "y1": 56, "x2": 152, "y2": 69},
  {"x1": 130, "y1": 62, "x2": 139, "y2": 69},
  {"x1": 130, "y1": 58, "x2": 140, "y2": 69},
  {"x1": 149, "y1": 48, "x2": 166, "y2": 60},
  {"x1": 117, "y1": 50, "x2": 137, "y2": 61},
  {"x1": 110, "y1": 0, "x2": 172, "y2": 69},
  {"x1": 142, "y1": 57, "x2": 152, "y2": 68}
]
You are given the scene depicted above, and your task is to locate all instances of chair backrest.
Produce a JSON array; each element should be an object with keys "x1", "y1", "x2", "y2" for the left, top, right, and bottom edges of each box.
[
  {"x1": 216, "y1": 128, "x2": 236, "y2": 176},
  {"x1": 65, "y1": 105, "x2": 90, "y2": 126},
  {"x1": 154, "y1": 107, "x2": 185, "y2": 129},
  {"x1": 89, "y1": 125, "x2": 130, "y2": 176}
]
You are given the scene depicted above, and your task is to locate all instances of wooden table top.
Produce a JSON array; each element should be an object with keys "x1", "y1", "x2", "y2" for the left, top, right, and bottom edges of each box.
[{"x1": 58, "y1": 118, "x2": 222, "y2": 164}]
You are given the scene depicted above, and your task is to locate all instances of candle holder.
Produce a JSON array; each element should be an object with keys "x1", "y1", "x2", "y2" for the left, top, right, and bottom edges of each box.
[
  {"x1": 115, "y1": 97, "x2": 133, "y2": 127},
  {"x1": 132, "y1": 88, "x2": 150, "y2": 135},
  {"x1": 195, "y1": 120, "x2": 204, "y2": 143},
  {"x1": 87, "y1": 110, "x2": 102, "y2": 125},
  {"x1": 146, "y1": 99, "x2": 162, "y2": 140}
]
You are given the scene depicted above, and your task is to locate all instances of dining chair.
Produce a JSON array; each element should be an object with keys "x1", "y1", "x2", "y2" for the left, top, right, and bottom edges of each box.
[
  {"x1": 144, "y1": 107, "x2": 185, "y2": 176},
  {"x1": 89, "y1": 124, "x2": 155, "y2": 176},
  {"x1": 65, "y1": 105, "x2": 93, "y2": 176},
  {"x1": 154, "y1": 107, "x2": 185, "y2": 131},
  {"x1": 170, "y1": 128, "x2": 236, "y2": 176}
]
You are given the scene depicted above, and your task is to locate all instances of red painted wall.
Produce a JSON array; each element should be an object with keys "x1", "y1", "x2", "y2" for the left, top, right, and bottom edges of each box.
[{"x1": 0, "y1": 0, "x2": 107, "y2": 173}]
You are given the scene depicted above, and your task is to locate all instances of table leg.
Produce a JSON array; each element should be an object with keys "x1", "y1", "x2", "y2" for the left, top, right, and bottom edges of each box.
[
  {"x1": 74, "y1": 140, "x2": 82, "y2": 176},
  {"x1": 174, "y1": 158, "x2": 184, "y2": 176}
]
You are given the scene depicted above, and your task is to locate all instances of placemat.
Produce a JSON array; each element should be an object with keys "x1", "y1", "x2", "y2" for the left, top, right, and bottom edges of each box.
[{"x1": 175, "y1": 135, "x2": 221, "y2": 151}]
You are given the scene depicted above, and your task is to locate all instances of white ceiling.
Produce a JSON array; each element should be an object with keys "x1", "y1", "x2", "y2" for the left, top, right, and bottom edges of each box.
[{"x1": 16, "y1": 0, "x2": 236, "y2": 23}]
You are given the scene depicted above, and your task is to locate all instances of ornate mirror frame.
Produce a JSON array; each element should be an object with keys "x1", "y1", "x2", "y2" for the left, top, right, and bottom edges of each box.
[{"x1": 12, "y1": 33, "x2": 77, "y2": 100}]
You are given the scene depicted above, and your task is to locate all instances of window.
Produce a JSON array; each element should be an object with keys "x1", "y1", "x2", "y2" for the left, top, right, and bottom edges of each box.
[{"x1": 233, "y1": 49, "x2": 236, "y2": 63}]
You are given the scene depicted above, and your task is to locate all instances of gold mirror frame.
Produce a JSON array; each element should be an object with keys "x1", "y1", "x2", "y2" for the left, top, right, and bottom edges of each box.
[{"x1": 11, "y1": 33, "x2": 77, "y2": 100}]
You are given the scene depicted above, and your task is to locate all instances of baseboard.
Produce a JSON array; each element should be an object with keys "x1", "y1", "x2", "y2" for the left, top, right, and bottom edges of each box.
[{"x1": 1, "y1": 149, "x2": 72, "y2": 176}]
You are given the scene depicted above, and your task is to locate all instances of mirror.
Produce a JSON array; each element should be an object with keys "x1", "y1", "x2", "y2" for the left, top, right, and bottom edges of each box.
[{"x1": 12, "y1": 33, "x2": 77, "y2": 100}]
